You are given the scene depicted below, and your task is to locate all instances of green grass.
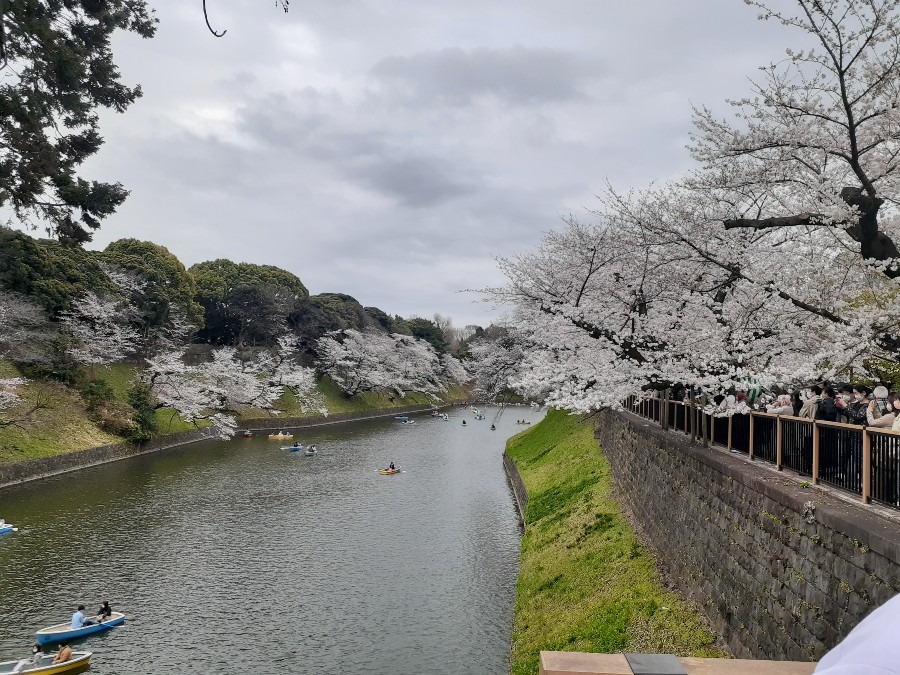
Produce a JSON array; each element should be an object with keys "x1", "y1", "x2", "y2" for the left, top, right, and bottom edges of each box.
[
  {"x1": 507, "y1": 410, "x2": 725, "y2": 674},
  {"x1": 0, "y1": 361, "x2": 122, "y2": 464}
]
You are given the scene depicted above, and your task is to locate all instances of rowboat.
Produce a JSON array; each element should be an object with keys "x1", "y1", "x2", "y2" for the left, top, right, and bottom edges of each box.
[
  {"x1": 281, "y1": 445, "x2": 304, "y2": 451},
  {"x1": 304, "y1": 445, "x2": 318, "y2": 456},
  {"x1": 0, "y1": 650, "x2": 91, "y2": 674},
  {"x1": 268, "y1": 432, "x2": 293, "y2": 440},
  {"x1": 0, "y1": 521, "x2": 15, "y2": 535},
  {"x1": 394, "y1": 416, "x2": 408, "y2": 422},
  {"x1": 35, "y1": 613, "x2": 125, "y2": 645},
  {"x1": 379, "y1": 468, "x2": 401, "y2": 475},
  {"x1": 242, "y1": 430, "x2": 253, "y2": 438}
]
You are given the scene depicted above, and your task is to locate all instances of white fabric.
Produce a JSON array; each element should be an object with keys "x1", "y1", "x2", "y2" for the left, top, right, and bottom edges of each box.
[{"x1": 815, "y1": 594, "x2": 900, "y2": 674}]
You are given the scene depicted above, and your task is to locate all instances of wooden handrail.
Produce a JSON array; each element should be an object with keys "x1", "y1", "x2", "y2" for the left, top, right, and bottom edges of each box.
[{"x1": 622, "y1": 396, "x2": 900, "y2": 509}]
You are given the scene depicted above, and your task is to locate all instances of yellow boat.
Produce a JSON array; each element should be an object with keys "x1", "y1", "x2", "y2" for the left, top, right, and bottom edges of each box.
[
  {"x1": 379, "y1": 468, "x2": 401, "y2": 475},
  {"x1": 0, "y1": 650, "x2": 91, "y2": 674},
  {"x1": 267, "y1": 431, "x2": 293, "y2": 440}
]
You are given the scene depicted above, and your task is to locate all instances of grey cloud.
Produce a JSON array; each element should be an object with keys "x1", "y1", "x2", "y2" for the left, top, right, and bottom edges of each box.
[
  {"x1": 234, "y1": 91, "x2": 478, "y2": 207},
  {"x1": 348, "y1": 155, "x2": 475, "y2": 207},
  {"x1": 371, "y1": 46, "x2": 601, "y2": 105}
]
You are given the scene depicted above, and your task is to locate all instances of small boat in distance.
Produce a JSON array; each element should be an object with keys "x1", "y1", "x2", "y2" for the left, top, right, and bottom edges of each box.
[
  {"x1": 0, "y1": 519, "x2": 16, "y2": 535},
  {"x1": 35, "y1": 612, "x2": 126, "y2": 645},
  {"x1": 268, "y1": 431, "x2": 293, "y2": 440},
  {"x1": 304, "y1": 445, "x2": 318, "y2": 456},
  {"x1": 379, "y1": 467, "x2": 401, "y2": 475},
  {"x1": 0, "y1": 650, "x2": 92, "y2": 674},
  {"x1": 394, "y1": 416, "x2": 408, "y2": 422},
  {"x1": 242, "y1": 430, "x2": 253, "y2": 438},
  {"x1": 281, "y1": 445, "x2": 304, "y2": 452}
]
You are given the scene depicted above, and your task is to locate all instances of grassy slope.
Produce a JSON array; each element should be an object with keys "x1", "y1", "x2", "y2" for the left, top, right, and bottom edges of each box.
[
  {"x1": 0, "y1": 362, "x2": 468, "y2": 465},
  {"x1": 507, "y1": 409, "x2": 724, "y2": 675},
  {"x1": 0, "y1": 361, "x2": 121, "y2": 463}
]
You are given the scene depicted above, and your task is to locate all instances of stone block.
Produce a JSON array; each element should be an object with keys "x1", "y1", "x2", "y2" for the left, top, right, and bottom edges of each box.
[{"x1": 624, "y1": 653, "x2": 687, "y2": 674}]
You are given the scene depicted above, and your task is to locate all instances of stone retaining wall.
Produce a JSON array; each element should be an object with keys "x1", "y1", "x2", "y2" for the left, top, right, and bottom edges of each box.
[
  {"x1": 0, "y1": 404, "x2": 446, "y2": 489},
  {"x1": 596, "y1": 409, "x2": 900, "y2": 662},
  {"x1": 503, "y1": 450, "x2": 528, "y2": 526}
]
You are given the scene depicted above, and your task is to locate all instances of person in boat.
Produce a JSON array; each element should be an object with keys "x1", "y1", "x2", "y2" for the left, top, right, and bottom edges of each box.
[
  {"x1": 292, "y1": 441, "x2": 300, "y2": 447},
  {"x1": 462, "y1": 420, "x2": 467, "y2": 426},
  {"x1": 51, "y1": 642, "x2": 72, "y2": 665},
  {"x1": 97, "y1": 601, "x2": 112, "y2": 622},
  {"x1": 389, "y1": 462, "x2": 395, "y2": 470},
  {"x1": 71, "y1": 604, "x2": 95, "y2": 629},
  {"x1": 11, "y1": 644, "x2": 42, "y2": 673},
  {"x1": 490, "y1": 424, "x2": 496, "y2": 430}
]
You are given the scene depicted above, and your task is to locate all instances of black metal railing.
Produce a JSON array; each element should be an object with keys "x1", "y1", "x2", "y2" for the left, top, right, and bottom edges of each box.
[{"x1": 753, "y1": 415, "x2": 777, "y2": 464}]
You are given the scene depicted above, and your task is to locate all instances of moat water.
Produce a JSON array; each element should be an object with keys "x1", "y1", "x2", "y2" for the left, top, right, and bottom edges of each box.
[{"x1": 0, "y1": 405, "x2": 543, "y2": 674}]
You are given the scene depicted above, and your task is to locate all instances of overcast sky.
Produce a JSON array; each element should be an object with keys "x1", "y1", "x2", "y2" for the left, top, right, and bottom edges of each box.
[{"x1": 69, "y1": 0, "x2": 796, "y2": 328}]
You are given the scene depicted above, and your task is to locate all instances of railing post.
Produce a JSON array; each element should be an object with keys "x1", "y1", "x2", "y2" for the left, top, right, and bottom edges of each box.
[
  {"x1": 727, "y1": 415, "x2": 733, "y2": 451},
  {"x1": 700, "y1": 396, "x2": 708, "y2": 447},
  {"x1": 862, "y1": 429, "x2": 872, "y2": 504},
  {"x1": 776, "y1": 416, "x2": 783, "y2": 471},
  {"x1": 748, "y1": 413, "x2": 755, "y2": 459},
  {"x1": 812, "y1": 422, "x2": 820, "y2": 484},
  {"x1": 662, "y1": 389, "x2": 670, "y2": 431}
]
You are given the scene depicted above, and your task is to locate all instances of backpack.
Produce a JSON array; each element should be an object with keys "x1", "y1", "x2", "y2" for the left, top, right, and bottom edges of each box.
[{"x1": 816, "y1": 397, "x2": 838, "y2": 422}]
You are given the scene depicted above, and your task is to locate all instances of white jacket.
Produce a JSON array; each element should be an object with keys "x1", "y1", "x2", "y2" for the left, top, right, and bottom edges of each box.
[{"x1": 815, "y1": 593, "x2": 900, "y2": 673}]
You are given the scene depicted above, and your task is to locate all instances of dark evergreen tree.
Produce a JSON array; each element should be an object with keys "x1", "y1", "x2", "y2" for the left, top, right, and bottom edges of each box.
[{"x1": 0, "y1": 0, "x2": 157, "y2": 244}]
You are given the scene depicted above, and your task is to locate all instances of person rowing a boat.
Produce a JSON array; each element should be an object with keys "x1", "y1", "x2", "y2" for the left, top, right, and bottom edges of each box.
[
  {"x1": 292, "y1": 442, "x2": 300, "y2": 448},
  {"x1": 71, "y1": 605, "x2": 95, "y2": 629},
  {"x1": 51, "y1": 642, "x2": 72, "y2": 665},
  {"x1": 389, "y1": 462, "x2": 395, "y2": 471}
]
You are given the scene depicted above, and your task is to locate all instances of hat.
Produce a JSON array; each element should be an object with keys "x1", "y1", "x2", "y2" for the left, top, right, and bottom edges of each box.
[{"x1": 874, "y1": 386, "x2": 890, "y2": 399}]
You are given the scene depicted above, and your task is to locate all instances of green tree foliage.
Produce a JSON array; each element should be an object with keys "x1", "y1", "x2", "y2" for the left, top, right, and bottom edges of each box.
[
  {"x1": 0, "y1": 228, "x2": 112, "y2": 313},
  {"x1": 126, "y1": 380, "x2": 157, "y2": 443},
  {"x1": 308, "y1": 293, "x2": 368, "y2": 331},
  {"x1": 190, "y1": 259, "x2": 308, "y2": 346},
  {"x1": 1, "y1": 0, "x2": 157, "y2": 244},
  {"x1": 288, "y1": 298, "x2": 343, "y2": 358},
  {"x1": 406, "y1": 317, "x2": 448, "y2": 353},
  {"x1": 102, "y1": 239, "x2": 204, "y2": 332},
  {"x1": 364, "y1": 306, "x2": 395, "y2": 331}
]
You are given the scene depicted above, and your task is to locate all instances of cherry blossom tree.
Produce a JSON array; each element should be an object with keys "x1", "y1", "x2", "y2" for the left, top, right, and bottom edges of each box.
[
  {"x1": 481, "y1": 0, "x2": 900, "y2": 412},
  {"x1": 143, "y1": 334, "x2": 324, "y2": 439},
  {"x1": 467, "y1": 332, "x2": 525, "y2": 401},
  {"x1": 316, "y1": 329, "x2": 467, "y2": 399},
  {"x1": 690, "y1": 0, "x2": 900, "y2": 278},
  {"x1": 0, "y1": 290, "x2": 53, "y2": 362},
  {"x1": 58, "y1": 291, "x2": 141, "y2": 371},
  {"x1": 0, "y1": 291, "x2": 54, "y2": 426}
]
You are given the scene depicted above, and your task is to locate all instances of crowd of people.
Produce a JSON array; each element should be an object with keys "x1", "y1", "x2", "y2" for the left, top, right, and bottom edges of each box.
[{"x1": 694, "y1": 384, "x2": 900, "y2": 431}]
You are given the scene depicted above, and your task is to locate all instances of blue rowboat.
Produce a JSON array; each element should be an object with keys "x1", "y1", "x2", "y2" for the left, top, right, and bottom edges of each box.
[
  {"x1": 0, "y1": 523, "x2": 14, "y2": 536},
  {"x1": 35, "y1": 612, "x2": 126, "y2": 645}
]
